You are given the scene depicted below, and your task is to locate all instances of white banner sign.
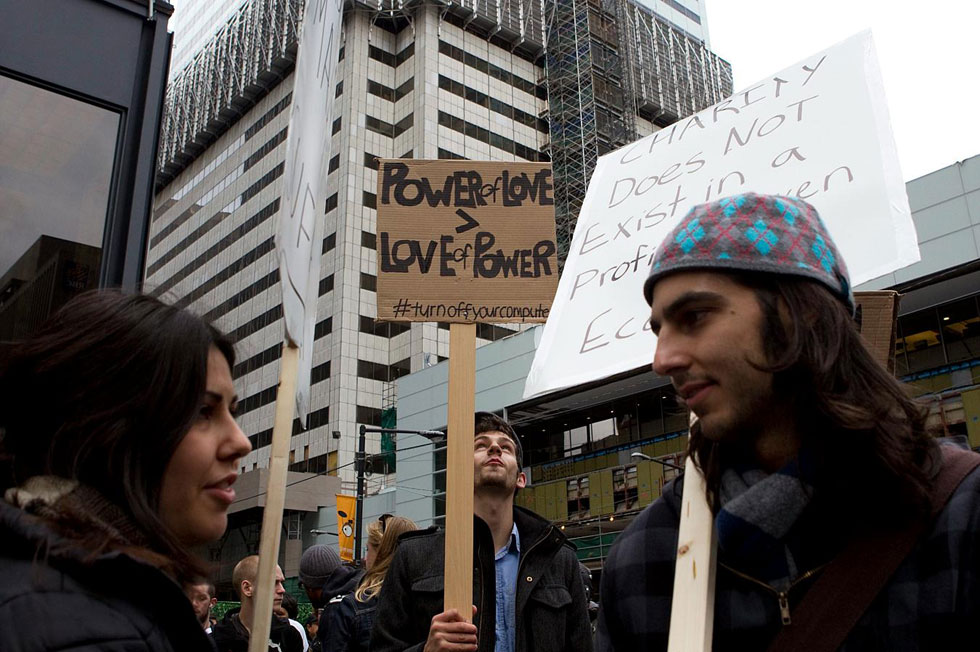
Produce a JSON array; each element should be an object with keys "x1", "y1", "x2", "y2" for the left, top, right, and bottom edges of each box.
[
  {"x1": 524, "y1": 31, "x2": 918, "y2": 400},
  {"x1": 276, "y1": 0, "x2": 343, "y2": 421}
]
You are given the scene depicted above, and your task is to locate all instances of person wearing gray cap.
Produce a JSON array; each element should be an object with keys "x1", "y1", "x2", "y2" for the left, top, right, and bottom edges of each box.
[
  {"x1": 596, "y1": 193, "x2": 980, "y2": 652},
  {"x1": 300, "y1": 544, "x2": 364, "y2": 649}
]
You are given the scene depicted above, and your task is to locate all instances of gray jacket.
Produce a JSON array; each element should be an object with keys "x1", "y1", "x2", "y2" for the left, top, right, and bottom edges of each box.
[{"x1": 371, "y1": 506, "x2": 593, "y2": 652}]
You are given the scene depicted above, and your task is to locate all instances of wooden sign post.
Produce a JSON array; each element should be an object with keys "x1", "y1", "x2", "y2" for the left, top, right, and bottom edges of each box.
[
  {"x1": 376, "y1": 159, "x2": 559, "y2": 619},
  {"x1": 249, "y1": 343, "x2": 299, "y2": 651}
]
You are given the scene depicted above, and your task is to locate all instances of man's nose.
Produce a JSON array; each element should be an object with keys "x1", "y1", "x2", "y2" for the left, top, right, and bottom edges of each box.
[{"x1": 652, "y1": 332, "x2": 690, "y2": 377}]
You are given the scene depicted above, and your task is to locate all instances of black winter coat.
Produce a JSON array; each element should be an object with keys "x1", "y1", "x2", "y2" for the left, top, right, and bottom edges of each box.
[
  {"x1": 0, "y1": 497, "x2": 212, "y2": 652},
  {"x1": 316, "y1": 566, "x2": 364, "y2": 649},
  {"x1": 371, "y1": 507, "x2": 593, "y2": 652},
  {"x1": 210, "y1": 607, "x2": 304, "y2": 652}
]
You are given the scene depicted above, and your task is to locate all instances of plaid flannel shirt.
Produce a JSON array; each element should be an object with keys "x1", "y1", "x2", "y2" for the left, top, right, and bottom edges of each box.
[{"x1": 596, "y1": 465, "x2": 980, "y2": 652}]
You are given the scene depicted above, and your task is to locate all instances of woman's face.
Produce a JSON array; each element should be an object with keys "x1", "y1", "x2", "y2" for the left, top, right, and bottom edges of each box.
[
  {"x1": 159, "y1": 347, "x2": 251, "y2": 546},
  {"x1": 365, "y1": 540, "x2": 378, "y2": 571}
]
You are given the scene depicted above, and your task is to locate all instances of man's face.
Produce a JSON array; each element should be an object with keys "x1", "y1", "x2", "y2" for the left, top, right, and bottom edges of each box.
[
  {"x1": 243, "y1": 565, "x2": 286, "y2": 608},
  {"x1": 474, "y1": 430, "x2": 526, "y2": 495},
  {"x1": 649, "y1": 271, "x2": 777, "y2": 443},
  {"x1": 186, "y1": 583, "x2": 213, "y2": 627}
]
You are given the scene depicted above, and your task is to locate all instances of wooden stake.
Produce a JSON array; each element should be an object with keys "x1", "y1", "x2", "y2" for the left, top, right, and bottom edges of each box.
[
  {"x1": 444, "y1": 322, "x2": 476, "y2": 619},
  {"x1": 248, "y1": 342, "x2": 299, "y2": 652},
  {"x1": 667, "y1": 418, "x2": 717, "y2": 652}
]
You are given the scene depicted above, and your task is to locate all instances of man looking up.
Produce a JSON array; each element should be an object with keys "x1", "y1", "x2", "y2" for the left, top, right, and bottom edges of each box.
[
  {"x1": 211, "y1": 555, "x2": 303, "y2": 652},
  {"x1": 596, "y1": 193, "x2": 980, "y2": 651},
  {"x1": 373, "y1": 412, "x2": 592, "y2": 652}
]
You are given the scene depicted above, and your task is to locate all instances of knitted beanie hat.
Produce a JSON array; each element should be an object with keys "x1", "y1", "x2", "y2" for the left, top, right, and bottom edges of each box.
[
  {"x1": 643, "y1": 193, "x2": 854, "y2": 313},
  {"x1": 299, "y1": 544, "x2": 342, "y2": 589}
]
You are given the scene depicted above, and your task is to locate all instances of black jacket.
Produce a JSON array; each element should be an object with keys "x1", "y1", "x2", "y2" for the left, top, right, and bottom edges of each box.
[
  {"x1": 371, "y1": 507, "x2": 593, "y2": 652},
  {"x1": 317, "y1": 566, "x2": 364, "y2": 647},
  {"x1": 322, "y1": 592, "x2": 377, "y2": 652},
  {"x1": 0, "y1": 497, "x2": 212, "y2": 652},
  {"x1": 210, "y1": 607, "x2": 304, "y2": 652}
]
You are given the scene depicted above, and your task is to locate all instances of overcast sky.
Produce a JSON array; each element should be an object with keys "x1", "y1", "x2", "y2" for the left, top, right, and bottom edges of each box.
[{"x1": 703, "y1": 0, "x2": 980, "y2": 182}]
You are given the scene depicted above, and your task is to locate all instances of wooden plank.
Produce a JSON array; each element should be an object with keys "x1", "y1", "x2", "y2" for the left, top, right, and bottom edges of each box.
[
  {"x1": 444, "y1": 322, "x2": 476, "y2": 619},
  {"x1": 248, "y1": 343, "x2": 299, "y2": 652},
  {"x1": 666, "y1": 418, "x2": 717, "y2": 652}
]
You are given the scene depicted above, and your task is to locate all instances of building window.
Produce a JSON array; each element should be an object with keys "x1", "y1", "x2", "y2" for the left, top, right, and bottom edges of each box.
[{"x1": 360, "y1": 272, "x2": 377, "y2": 292}]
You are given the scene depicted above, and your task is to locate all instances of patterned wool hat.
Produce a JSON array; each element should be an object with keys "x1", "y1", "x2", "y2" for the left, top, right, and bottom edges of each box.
[{"x1": 643, "y1": 193, "x2": 854, "y2": 313}]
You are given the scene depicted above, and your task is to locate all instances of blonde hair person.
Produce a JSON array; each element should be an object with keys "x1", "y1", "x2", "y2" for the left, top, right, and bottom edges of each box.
[{"x1": 323, "y1": 514, "x2": 417, "y2": 652}]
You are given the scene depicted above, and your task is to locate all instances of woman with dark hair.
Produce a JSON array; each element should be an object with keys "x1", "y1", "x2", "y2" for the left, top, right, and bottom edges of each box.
[
  {"x1": 323, "y1": 515, "x2": 417, "y2": 652},
  {"x1": 0, "y1": 291, "x2": 252, "y2": 651}
]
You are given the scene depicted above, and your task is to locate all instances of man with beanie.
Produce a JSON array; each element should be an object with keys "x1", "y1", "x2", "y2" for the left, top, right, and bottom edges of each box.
[
  {"x1": 372, "y1": 412, "x2": 591, "y2": 652},
  {"x1": 300, "y1": 544, "x2": 363, "y2": 647},
  {"x1": 596, "y1": 193, "x2": 980, "y2": 651}
]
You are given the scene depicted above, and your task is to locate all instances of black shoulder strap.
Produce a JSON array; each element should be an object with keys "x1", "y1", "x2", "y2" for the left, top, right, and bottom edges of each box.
[{"x1": 767, "y1": 446, "x2": 980, "y2": 652}]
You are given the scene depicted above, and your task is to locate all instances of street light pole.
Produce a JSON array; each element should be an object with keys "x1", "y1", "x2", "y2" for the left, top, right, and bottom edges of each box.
[
  {"x1": 353, "y1": 425, "x2": 444, "y2": 564},
  {"x1": 354, "y1": 425, "x2": 367, "y2": 563},
  {"x1": 630, "y1": 451, "x2": 684, "y2": 471}
]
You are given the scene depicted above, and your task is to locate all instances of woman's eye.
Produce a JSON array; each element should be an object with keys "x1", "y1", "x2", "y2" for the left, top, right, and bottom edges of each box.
[{"x1": 198, "y1": 405, "x2": 214, "y2": 420}]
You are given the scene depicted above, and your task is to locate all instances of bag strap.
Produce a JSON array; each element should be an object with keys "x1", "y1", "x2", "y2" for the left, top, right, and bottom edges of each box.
[{"x1": 767, "y1": 445, "x2": 980, "y2": 652}]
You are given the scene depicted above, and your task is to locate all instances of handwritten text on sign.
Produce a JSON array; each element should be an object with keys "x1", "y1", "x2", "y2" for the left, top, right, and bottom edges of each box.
[
  {"x1": 376, "y1": 160, "x2": 559, "y2": 322},
  {"x1": 524, "y1": 31, "x2": 918, "y2": 399}
]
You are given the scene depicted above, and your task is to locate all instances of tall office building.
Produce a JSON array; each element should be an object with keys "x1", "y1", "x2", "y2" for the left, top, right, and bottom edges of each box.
[{"x1": 149, "y1": 0, "x2": 732, "y2": 500}]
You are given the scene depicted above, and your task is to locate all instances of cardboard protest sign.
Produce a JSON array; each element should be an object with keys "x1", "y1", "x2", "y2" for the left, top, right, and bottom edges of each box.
[
  {"x1": 524, "y1": 31, "x2": 919, "y2": 400},
  {"x1": 376, "y1": 160, "x2": 558, "y2": 323}
]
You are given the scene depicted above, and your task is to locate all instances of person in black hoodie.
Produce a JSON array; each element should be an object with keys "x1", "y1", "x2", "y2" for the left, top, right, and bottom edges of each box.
[
  {"x1": 0, "y1": 291, "x2": 252, "y2": 651},
  {"x1": 299, "y1": 544, "x2": 364, "y2": 648},
  {"x1": 211, "y1": 555, "x2": 303, "y2": 652}
]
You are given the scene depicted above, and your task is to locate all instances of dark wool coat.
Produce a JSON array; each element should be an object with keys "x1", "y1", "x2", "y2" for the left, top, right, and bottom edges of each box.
[
  {"x1": 596, "y1": 459, "x2": 980, "y2": 652},
  {"x1": 0, "y1": 498, "x2": 212, "y2": 652},
  {"x1": 371, "y1": 507, "x2": 593, "y2": 652}
]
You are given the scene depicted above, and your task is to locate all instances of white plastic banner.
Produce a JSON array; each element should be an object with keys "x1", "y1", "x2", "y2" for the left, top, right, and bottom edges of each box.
[
  {"x1": 276, "y1": 0, "x2": 343, "y2": 421},
  {"x1": 524, "y1": 31, "x2": 918, "y2": 400}
]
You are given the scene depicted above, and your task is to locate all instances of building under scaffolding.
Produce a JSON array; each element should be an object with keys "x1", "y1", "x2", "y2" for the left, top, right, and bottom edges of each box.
[{"x1": 157, "y1": 0, "x2": 731, "y2": 259}]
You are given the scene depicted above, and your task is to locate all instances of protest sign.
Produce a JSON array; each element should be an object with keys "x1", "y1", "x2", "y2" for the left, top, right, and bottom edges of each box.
[
  {"x1": 376, "y1": 160, "x2": 559, "y2": 323},
  {"x1": 524, "y1": 30, "x2": 919, "y2": 400},
  {"x1": 376, "y1": 159, "x2": 558, "y2": 620},
  {"x1": 276, "y1": 0, "x2": 343, "y2": 421}
]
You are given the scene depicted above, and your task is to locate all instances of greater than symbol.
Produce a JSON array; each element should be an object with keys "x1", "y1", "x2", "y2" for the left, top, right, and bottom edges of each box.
[{"x1": 455, "y1": 208, "x2": 480, "y2": 233}]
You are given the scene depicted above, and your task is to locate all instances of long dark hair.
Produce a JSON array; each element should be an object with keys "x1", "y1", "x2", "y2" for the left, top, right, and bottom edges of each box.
[
  {"x1": 0, "y1": 290, "x2": 235, "y2": 580},
  {"x1": 688, "y1": 274, "x2": 937, "y2": 525}
]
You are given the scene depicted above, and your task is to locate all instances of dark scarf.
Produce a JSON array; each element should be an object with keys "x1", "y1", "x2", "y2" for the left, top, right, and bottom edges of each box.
[{"x1": 715, "y1": 456, "x2": 813, "y2": 591}]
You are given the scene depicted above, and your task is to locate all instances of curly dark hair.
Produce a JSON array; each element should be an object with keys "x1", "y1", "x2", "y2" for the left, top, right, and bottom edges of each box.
[{"x1": 687, "y1": 274, "x2": 937, "y2": 526}]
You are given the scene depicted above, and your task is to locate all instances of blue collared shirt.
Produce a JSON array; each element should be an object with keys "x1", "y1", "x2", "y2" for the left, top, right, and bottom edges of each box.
[{"x1": 493, "y1": 522, "x2": 521, "y2": 652}]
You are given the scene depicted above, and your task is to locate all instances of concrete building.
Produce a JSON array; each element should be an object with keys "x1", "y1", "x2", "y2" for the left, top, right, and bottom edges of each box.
[
  {"x1": 392, "y1": 154, "x2": 980, "y2": 583},
  {"x1": 148, "y1": 0, "x2": 732, "y2": 537}
]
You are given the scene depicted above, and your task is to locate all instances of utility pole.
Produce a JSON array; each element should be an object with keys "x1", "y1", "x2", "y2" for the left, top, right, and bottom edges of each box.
[
  {"x1": 355, "y1": 425, "x2": 367, "y2": 563},
  {"x1": 353, "y1": 426, "x2": 445, "y2": 564}
]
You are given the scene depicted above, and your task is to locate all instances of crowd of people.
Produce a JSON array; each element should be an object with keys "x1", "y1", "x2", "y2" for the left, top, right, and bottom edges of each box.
[{"x1": 2, "y1": 193, "x2": 979, "y2": 651}]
